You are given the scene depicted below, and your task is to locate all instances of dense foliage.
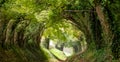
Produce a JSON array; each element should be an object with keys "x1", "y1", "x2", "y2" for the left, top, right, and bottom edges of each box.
[{"x1": 0, "y1": 0, "x2": 120, "y2": 62}]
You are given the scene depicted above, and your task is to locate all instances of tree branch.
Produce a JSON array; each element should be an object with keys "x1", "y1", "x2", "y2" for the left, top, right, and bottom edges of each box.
[{"x1": 64, "y1": 10, "x2": 95, "y2": 12}]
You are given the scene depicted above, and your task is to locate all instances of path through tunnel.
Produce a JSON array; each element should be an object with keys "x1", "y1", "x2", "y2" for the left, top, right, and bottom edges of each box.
[
  {"x1": 0, "y1": 0, "x2": 120, "y2": 62},
  {"x1": 40, "y1": 19, "x2": 87, "y2": 62}
]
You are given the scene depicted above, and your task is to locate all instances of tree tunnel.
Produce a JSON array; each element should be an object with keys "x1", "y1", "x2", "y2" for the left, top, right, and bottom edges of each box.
[
  {"x1": 0, "y1": 0, "x2": 120, "y2": 62},
  {"x1": 40, "y1": 19, "x2": 87, "y2": 61}
]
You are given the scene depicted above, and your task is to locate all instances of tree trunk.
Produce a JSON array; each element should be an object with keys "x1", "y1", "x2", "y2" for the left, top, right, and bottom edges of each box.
[
  {"x1": 104, "y1": 2, "x2": 120, "y2": 59},
  {"x1": 90, "y1": 8, "x2": 103, "y2": 49}
]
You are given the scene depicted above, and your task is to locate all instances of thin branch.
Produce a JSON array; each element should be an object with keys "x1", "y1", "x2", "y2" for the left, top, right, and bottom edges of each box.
[{"x1": 64, "y1": 10, "x2": 95, "y2": 12}]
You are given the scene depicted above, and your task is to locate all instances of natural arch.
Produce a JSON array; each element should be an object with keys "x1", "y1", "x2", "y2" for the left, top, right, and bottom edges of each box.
[{"x1": 0, "y1": 0, "x2": 120, "y2": 62}]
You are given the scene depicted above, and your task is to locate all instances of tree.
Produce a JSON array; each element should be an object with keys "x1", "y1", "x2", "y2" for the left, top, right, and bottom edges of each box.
[{"x1": 0, "y1": 0, "x2": 120, "y2": 62}]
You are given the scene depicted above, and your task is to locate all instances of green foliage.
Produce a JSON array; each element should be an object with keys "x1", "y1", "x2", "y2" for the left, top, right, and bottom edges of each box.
[
  {"x1": 0, "y1": 0, "x2": 120, "y2": 61},
  {"x1": 104, "y1": 0, "x2": 120, "y2": 59},
  {"x1": 42, "y1": 19, "x2": 81, "y2": 42}
]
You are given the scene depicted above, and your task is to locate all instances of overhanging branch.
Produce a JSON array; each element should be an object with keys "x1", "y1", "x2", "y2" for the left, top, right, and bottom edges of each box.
[{"x1": 64, "y1": 10, "x2": 95, "y2": 12}]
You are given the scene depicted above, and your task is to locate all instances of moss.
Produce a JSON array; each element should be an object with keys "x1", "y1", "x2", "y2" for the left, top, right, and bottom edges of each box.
[{"x1": 0, "y1": 46, "x2": 50, "y2": 62}]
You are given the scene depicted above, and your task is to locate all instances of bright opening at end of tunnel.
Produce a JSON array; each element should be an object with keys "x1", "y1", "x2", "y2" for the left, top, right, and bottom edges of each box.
[{"x1": 40, "y1": 20, "x2": 87, "y2": 61}]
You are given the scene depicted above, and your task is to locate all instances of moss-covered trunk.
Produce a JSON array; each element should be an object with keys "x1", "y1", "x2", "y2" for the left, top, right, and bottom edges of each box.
[
  {"x1": 63, "y1": 0, "x2": 116, "y2": 60},
  {"x1": 0, "y1": 12, "x2": 50, "y2": 62},
  {"x1": 104, "y1": 1, "x2": 120, "y2": 59}
]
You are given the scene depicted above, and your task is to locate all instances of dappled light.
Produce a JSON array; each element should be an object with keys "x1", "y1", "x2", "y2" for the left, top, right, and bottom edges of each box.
[
  {"x1": 40, "y1": 20, "x2": 87, "y2": 61},
  {"x1": 0, "y1": 0, "x2": 120, "y2": 62}
]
